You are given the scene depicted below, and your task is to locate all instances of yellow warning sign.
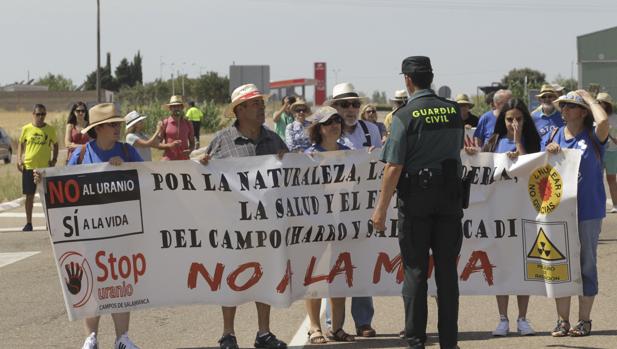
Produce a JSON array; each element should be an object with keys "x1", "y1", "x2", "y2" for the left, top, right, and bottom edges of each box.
[
  {"x1": 527, "y1": 228, "x2": 565, "y2": 261},
  {"x1": 526, "y1": 262, "x2": 569, "y2": 282}
]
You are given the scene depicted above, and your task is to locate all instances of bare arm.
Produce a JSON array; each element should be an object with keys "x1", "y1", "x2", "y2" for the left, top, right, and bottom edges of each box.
[
  {"x1": 50, "y1": 142, "x2": 58, "y2": 166},
  {"x1": 17, "y1": 141, "x2": 25, "y2": 172},
  {"x1": 64, "y1": 124, "x2": 74, "y2": 149},
  {"x1": 370, "y1": 163, "x2": 404, "y2": 231},
  {"x1": 578, "y1": 90, "x2": 609, "y2": 142}
]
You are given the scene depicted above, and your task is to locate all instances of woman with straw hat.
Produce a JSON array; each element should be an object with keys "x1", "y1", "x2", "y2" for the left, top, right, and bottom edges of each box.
[
  {"x1": 544, "y1": 90, "x2": 609, "y2": 338},
  {"x1": 284, "y1": 99, "x2": 312, "y2": 152}
]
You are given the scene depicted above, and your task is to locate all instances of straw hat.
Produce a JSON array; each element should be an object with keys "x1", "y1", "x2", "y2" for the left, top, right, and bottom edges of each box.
[
  {"x1": 455, "y1": 94, "x2": 474, "y2": 107},
  {"x1": 225, "y1": 84, "x2": 269, "y2": 117},
  {"x1": 81, "y1": 103, "x2": 125, "y2": 134},
  {"x1": 290, "y1": 99, "x2": 311, "y2": 113},
  {"x1": 536, "y1": 84, "x2": 557, "y2": 98},
  {"x1": 124, "y1": 110, "x2": 147, "y2": 130},
  {"x1": 597, "y1": 92, "x2": 613, "y2": 105},
  {"x1": 326, "y1": 82, "x2": 368, "y2": 105},
  {"x1": 553, "y1": 91, "x2": 591, "y2": 111},
  {"x1": 166, "y1": 95, "x2": 185, "y2": 107},
  {"x1": 390, "y1": 89, "x2": 408, "y2": 102},
  {"x1": 552, "y1": 84, "x2": 565, "y2": 93}
]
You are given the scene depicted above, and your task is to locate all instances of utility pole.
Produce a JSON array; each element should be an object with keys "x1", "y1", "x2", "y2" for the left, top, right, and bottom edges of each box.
[{"x1": 96, "y1": 0, "x2": 101, "y2": 102}]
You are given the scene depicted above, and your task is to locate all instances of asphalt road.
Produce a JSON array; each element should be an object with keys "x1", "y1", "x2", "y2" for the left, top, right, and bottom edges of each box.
[{"x1": 1, "y1": 195, "x2": 616, "y2": 349}]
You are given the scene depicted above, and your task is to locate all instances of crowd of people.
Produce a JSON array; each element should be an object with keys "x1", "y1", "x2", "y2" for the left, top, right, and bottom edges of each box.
[{"x1": 14, "y1": 59, "x2": 616, "y2": 348}]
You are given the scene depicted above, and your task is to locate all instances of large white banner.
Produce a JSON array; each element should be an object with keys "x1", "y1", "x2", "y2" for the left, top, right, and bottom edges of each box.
[{"x1": 40, "y1": 149, "x2": 582, "y2": 320}]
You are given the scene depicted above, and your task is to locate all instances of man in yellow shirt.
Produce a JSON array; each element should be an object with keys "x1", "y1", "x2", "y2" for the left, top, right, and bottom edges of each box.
[
  {"x1": 17, "y1": 104, "x2": 58, "y2": 231},
  {"x1": 185, "y1": 101, "x2": 204, "y2": 148}
]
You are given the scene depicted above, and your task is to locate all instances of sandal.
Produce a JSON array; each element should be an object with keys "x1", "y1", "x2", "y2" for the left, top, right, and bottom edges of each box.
[
  {"x1": 551, "y1": 319, "x2": 570, "y2": 337},
  {"x1": 308, "y1": 329, "x2": 327, "y2": 344},
  {"x1": 569, "y1": 320, "x2": 592, "y2": 337},
  {"x1": 329, "y1": 328, "x2": 355, "y2": 342}
]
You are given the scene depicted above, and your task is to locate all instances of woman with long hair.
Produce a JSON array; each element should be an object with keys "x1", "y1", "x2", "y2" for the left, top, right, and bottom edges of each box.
[{"x1": 65, "y1": 102, "x2": 90, "y2": 163}]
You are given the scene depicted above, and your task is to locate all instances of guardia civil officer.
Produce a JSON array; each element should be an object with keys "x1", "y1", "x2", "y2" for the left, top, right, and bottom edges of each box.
[{"x1": 370, "y1": 56, "x2": 464, "y2": 349}]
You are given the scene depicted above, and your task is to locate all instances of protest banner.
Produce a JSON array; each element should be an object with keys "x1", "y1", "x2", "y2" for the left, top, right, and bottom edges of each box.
[{"x1": 40, "y1": 149, "x2": 582, "y2": 320}]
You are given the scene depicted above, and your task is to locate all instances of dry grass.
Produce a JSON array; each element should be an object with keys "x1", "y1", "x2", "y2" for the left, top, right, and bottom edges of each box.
[{"x1": 0, "y1": 109, "x2": 67, "y2": 147}]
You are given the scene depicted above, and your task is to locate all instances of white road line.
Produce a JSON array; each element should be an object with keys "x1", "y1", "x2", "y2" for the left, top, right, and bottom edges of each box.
[
  {"x1": 0, "y1": 251, "x2": 40, "y2": 268},
  {"x1": 0, "y1": 212, "x2": 45, "y2": 218},
  {"x1": 0, "y1": 226, "x2": 47, "y2": 233},
  {"x1": 33, "y1": 203, "x2": 42, "y2": 207},
  {"x1": 289, "y1": 299, "x2": 327, "y2": 348}
]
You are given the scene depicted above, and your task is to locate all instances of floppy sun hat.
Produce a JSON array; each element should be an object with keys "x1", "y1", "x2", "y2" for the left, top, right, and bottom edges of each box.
[
  {"x1": 536, "y1": 84, "x2": 557, "y2": 98},
  {"x1": 225, "y1": 84, "x2": 269, "y2": 117},
  {"x1": 124, "y1": 110, "x2": 147, "y2": 130},
  {"x1": 81, "y1": 103, "x2": 125, "y2": 134},
  {"x1": 552, "y1": 92, "x2": 590, "y2": 111},
  {"x1": 455, "y1": 93, "x2": 474, "y2": 107},
  {"x1": 310, "y1": 106, "x2": 341, "y2": 124}
]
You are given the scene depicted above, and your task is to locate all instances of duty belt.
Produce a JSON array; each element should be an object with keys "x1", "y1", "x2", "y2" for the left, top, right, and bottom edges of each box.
[{"x1": 406, "y1": 168, "x2": 444, "y2": 188}]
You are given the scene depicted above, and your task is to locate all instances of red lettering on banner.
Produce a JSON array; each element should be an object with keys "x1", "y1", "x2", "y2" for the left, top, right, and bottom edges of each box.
[
  {"x1": 372, "y1": 252, "x2": 404, "y2": 284},
  {"x1": 227, "y1": 262, "x2": 263, "y2": 291},
  {"x1": 304, "y1": 257, "x2": 329, "y2": 286},
  {"x1": 304, "y1": 252, "x2": 355, "y2": 287},
  {"x1": 460, "y1": 250, "x2": 495, "y2": 285},
  {"x1": 96, "y1": 251, "x2": 146, "y2": 284},
  {"x1": 48, "y1": 179, "x2": 80, "y2": 204},
  {"x1": 187, "y1": 262, "x2": 224, "y2": 290},
  {"x1": 276, "y1": 259, "x2": 293, "y2": 294}
]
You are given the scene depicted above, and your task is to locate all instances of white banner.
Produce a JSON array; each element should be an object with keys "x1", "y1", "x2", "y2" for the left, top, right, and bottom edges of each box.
[{"x1": 40, "y1": 149, "x2": 582, "y2": 320}]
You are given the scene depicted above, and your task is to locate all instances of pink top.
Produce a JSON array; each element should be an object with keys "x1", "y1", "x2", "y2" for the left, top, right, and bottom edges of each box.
[{"x1": 161, "y1": 116, "x2": 194, "y2": 160}]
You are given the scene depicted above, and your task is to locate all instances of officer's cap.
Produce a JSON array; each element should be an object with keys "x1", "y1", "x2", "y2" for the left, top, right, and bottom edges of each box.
[{"x1": 401, "y1": 56, "x2": 433, "y2": 75}]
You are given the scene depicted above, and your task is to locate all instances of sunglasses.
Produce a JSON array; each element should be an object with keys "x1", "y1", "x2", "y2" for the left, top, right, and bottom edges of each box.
[
  {"x1": 335, "y1": 100, "x2": 361, "y2": 109},
  {"x1": 365, "y1": 109, "x2": 377, "y2": 114},
  {"x1": 540, "y1": 95, "x2": 556, "y2": 100},
  {"x1": 560, "y1": 102, "x2": 580, "y2": 110},
  {"x1": 294, "y1": 108, "x2": 308, "y2": 113},
  {"x1": 104, "y1": 122, "x2": 122, "y2": 128},
  {"x1": 323, "y1": 115, "x2": 343, "y2": 126},
  {"x1": 35, "y1": 112, "x2": 47, "y2": 117},
  {"x1": 75, "y1": 109, "x2": 86, "y2": 113}
]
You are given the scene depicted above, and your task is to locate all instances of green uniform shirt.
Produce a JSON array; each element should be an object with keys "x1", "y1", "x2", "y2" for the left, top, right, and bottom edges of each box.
[
  {"x1": 185, "y1": 107, "x2": 204, "y2": 122},
  {"x1": 380, "y1": 89, "x2": 464, "y2": 173}
]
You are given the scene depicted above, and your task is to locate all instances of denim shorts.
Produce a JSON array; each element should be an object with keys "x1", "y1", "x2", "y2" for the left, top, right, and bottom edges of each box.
[{"x1": 578, "y1": 219, "x2": 602, "y2": 296}]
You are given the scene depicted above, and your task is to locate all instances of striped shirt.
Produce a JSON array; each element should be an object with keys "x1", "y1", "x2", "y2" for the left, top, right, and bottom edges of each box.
[{"x1": 206, "y1": 122, "x2": 288, "y2": 158}]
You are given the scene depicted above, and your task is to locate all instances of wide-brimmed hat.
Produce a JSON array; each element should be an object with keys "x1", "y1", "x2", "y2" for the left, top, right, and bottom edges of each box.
[
  {"x1": 455, "y1": 94, "x2": 474, "y2": 107},
  {"x1": 552, "y1": 84, "x2": 565, "y2": 92},
  {"x1": 536, "y1": 84, "x2": 557, "y2": 98},
  {"x1": 166, "y1": 95, "x2": 185, "y2": 107},
  {"x1": 81, "y1": 103, "x2": 125, "y2": 134},
  {"x1": 290, "y1": 99, "x2": 311, "y2": 113},
  {"x1": 553, "y1": 91, "x2": 591, "y2": 111},
  {"x1": 390, "y1": 89, "x2": 408, "y2": 102},
  {"x1": 326, "y1": 82, "x2": 368, "y2": 105},
  {"x1": 124, "y1": 110, "x2": 147, "y2": 130},
  {"x1": 224, "y1": 84, "x2": 269, "y2": 117},
  {"x1": 597, "y1": 92, "x2": 613, "y2": 105},
  {"x1": 310, "y1": 106, "x2": 341, "y2": 124}
]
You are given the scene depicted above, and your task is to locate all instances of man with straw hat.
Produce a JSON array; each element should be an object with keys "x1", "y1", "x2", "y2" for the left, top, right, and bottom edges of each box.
[
  {"x1": 157, "y1": 95, "x2": 195, "y2": 160},
  {"x1": 200, "y1": 83, "x2": 288, "y2": 349},
  {"x1": 532, "y1": 84, "x2": 563, "y2": 138},
  {"x1": 384, "y1": 89, "x2": 409, "y2": 135},
  {"x1": 455, "y1": 94, "x2": 478, "y2": 128}
]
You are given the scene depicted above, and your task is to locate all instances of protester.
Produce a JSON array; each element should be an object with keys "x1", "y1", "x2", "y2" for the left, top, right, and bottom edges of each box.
[
  {"x1": 185, "y1": 101, "x2": 204, "y2": 148},
  {"x1": 371, "y1": 56, "x2": 463, "y2": 349},
  {"x1": 553, "y1": 83, "x2": 566, "y2": 96},
  {"x1": 285, "y1": 99, "x2": 312, "y2": 152},
  {"x1": 302, "y1": 106, "x2": 353, "y2": 344},
  {"x1": 384, "y1": 89, "x2": 408, "y2": 135},
  {"x1": 544, "y1": 90, "x2": 608, "y2": 338},
  {"x1": 158, "y1": 95, "x2": 194, "y2": 160},
  {"x1": 532, "y1": 84, "x2": 563, "y2": 138},
  {"x1": 273, "y1": 95, "x2": 296, "y2": 140},
  {"x1": 455, "y1": 94, "x2": 478, "y2": 128},
  {"x1": 201, "y1": 84, "x2": 288, "y2": 349},
  {"x1": 465, "y1": 99, "x2": 541, "y2": 336},
  {"x1": 124, "y1": 110, "x2": 170, "y2": 162},
  {"x1": 65, "y1": 101, "x2": 90, "y2": 163},
  {"x1": 67, "y1": 103, "x2": 143, "y2": 349},
  {"x1": 474, "y1": 89, "x2": 512, "y2": 146},
  {"x1": 17, "y1": 104, "x2": 58, "y2": 231},
  {"x1": 328, "y1": 82, "x2": 380, "y2": 337},
  {"x1": 360, "y1": 103, "x2": 387, "y2": 142},
  {"x1": 598, "y1": 93, "x2": 617, "y2": 213}
]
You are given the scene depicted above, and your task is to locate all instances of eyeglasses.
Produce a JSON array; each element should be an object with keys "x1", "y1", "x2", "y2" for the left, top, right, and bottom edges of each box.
[
  {"x1": 75, "y1": 109, "x2": 86, "y2": 113},
  {"x1": 540, "y1": 95, "x2": 556, "y2": 100},
  {"x1": 335, "y1": 100, "x2": 361, "y2": 109},
  {"x1": 34, "y1": 112, "x2": 46, "y2": 117},
  {"x1": 322, "y1": 115, "x2": 343, "y2": 126}
]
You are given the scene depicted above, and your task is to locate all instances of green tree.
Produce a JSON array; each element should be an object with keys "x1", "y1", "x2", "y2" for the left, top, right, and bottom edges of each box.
[
  {"x1": 130, "y1": 51, "x2": 143, "y2": 85},
  {"x1": 501, "y1": 68, "x2": 546, "y2": 99},
  {"x1": 84, "y1": 52, "x2": 118, "y2": 91},
  {"x1": 35, "y1": 73, "x2": 75, "y2": 91},
  {"x1": 115, "y1": 58, "x2": 133, "y2": 88},
  {"x1": 193, "y1": 72, "x2": 230, "y2": 104},
  {"x1": 371, "y1": 90, "x2": 387, "y2": 104}
]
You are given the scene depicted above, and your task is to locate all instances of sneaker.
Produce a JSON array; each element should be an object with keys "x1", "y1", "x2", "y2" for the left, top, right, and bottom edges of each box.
[
  {"x1": 517, "y1": 317, "x2": 535, "y2": 336},
  {"x1": 219, "y1": 333, "x2": 239, "y2": 349},
  {"x1": 492, "y1": 317, "x2": 509, "y2": 336},
  {"x1": 254, "y1": 331, "x2": 287, "y2": 349},
  {"x1": 114, "y1": 333, "x2": 140, "y2": 349},
  {"x1": 610, "y1": 207, "x2": 617, "y2": 213},
  {"x1": 81, "y1": 332, "x2": 98, "y2": 349},
  {"x1": 22, "y1": 223, "x2": 33, "y2": 232}
]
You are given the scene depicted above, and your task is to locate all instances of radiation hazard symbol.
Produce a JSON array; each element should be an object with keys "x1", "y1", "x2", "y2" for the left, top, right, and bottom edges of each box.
[
  {"x1": 522, "y1": 221, "x2": 571, "y2": 283},
  {"x1": 527, "y1": 228, "x2": 565, "y2": 261}
]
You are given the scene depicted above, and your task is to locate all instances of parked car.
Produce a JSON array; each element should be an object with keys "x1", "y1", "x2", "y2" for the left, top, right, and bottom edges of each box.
[{"x1": 0, "y1": 127, "x2": 12, "y2": 164}]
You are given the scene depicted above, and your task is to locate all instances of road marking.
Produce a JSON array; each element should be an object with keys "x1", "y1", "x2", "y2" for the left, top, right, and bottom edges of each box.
[
  {"x1": 0, "y1": 226, "x2": 47, "y2": 233},
  {"x1": 289, "y1": 299, "x2": 327, "y2": 348},
  {"x1": 0, "y1": 212, "x2": 45, "y2": 218},
  {"x1": 0, "y1": 251, "x2": 40, "y2": 268}
]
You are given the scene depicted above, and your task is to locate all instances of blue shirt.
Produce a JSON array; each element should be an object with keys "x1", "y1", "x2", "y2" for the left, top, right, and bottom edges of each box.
[
  {"x1": 542, "y1": 127, "x2": 606, "y2": 221},
  {"x1": 494, "y1": 137, "x2": 517, "y2": 153},
  {"x1": 532, "y1": 109, "x2": 563, "y2": 139},
  {"x1": 68, "y1": 141, "x2": 143, "y2": 165},
  {"x1": 473, "y1": 110, "x2": 497, "y2": 145},
  {"x1": 304, "y1": 143, "x2": 350, "y2": 153}
]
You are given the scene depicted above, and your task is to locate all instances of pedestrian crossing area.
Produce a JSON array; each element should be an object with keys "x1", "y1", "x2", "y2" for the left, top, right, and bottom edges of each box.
[{"x1": 0, "y1": 194, "x2": 47, "y2": 232}]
